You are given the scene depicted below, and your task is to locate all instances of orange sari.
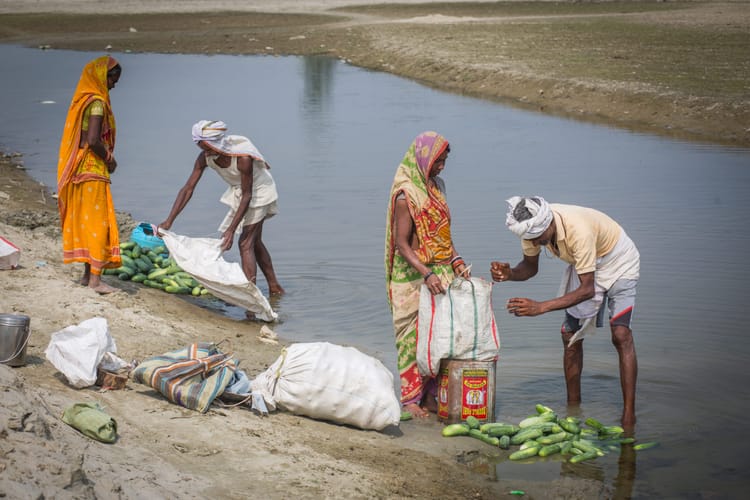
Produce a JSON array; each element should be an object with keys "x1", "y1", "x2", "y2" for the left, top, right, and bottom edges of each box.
[{"x1": 57, "y1": 56, "x2": 121, "y2": 275}]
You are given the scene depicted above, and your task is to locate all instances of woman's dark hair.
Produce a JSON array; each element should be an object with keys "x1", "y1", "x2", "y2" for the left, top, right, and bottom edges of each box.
[{"x1": 107, "y1": 64, "x2": 122, "y2": 79}]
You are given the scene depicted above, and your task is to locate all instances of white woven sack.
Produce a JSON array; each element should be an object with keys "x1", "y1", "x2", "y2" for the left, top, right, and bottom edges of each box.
[
  {"x1": 160, "y1": 230, "x2": 277, "y2": 322},
  {"x1": 251, "y1": 342, "x2": 400, "y2": 431},
  {"x1": 417, "y1": 277, "x2": 500, "y2": 377},
  {"x1": 44, "y1": 317, "x2": 116, "y2": 388}
]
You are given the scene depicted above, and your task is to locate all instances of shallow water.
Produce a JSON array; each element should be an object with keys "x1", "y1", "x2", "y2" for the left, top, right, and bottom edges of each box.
[{"x1": 1, "y1": 45, "x2": 749, "y2": 498}]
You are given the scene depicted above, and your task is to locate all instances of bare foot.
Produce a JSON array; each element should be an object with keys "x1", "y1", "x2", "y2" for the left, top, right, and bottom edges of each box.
[
  {"x1": 80, "y1": 277, "x2": 90, "y2": 286},
  {"x1": 245, "y1": 311, "x2": 257, "y2": 321},
  {"x1": 91, "y1": 282, "x2": 119, "y2": 295},
  {"x1": 403, "y1": 403, "x2": 429, "y2": 419},
  {"x1": 269, "y1": 285, "x2": 285, "y2": 295}
]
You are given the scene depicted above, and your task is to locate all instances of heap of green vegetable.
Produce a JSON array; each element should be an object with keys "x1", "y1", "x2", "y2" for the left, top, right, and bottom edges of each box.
[
  {"x1": 442, "y1": 404, "x2": 658, "y2": 463},
  {"x1": 103, "y1": 241, "x2": 209, "y2": 296}
]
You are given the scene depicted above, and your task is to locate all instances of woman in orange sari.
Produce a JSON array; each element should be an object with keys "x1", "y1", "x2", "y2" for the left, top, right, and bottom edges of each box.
[
  {"x1": 57, "y1": 55, "x2": 122, "y2": 294},
  {"x1": 385, "y1": 131, "x2": 470, "y2": 419}
]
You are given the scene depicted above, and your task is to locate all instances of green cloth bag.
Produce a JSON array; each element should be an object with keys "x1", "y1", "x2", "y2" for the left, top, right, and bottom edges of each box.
[{"x1": 61, "y1": 402, "x2": 117, "y2": 443}]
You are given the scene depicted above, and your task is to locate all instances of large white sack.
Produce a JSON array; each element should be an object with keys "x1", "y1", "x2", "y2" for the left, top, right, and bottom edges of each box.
[
  {"x1": 251, "y1": 342, "x2": 401, "y2": 431},
  {"x1": 44, "y1": 317, "x2": 116, "y2": 388},
  {"x1": 160, "y1": 230, "x2": 277, "y2": 322},
  {"x1": 417, "y1": 277, "x2": 500, "y2": 377}
]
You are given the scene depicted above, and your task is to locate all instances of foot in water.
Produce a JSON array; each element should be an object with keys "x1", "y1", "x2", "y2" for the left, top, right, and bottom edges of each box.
[{"x1": 269, "y1": 285, "x2": 285, "y2": 296}]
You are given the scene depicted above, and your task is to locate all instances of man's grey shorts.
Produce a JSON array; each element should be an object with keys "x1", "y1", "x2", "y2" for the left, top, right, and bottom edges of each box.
[{"x1": 562, "y1": 279, "x2": 638, "y2": 334}]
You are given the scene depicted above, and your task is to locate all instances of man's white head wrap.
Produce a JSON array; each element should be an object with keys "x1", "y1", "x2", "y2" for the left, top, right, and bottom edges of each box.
[
  {"x1": 191, "y1": 120, "x2": 266, "y2": 163},
  {"x1": 192, "y1": 120, "x2": 227, "y2": 145},
  {"x1": 505, "y1": 196, "x2": 553, "y2": 239}
]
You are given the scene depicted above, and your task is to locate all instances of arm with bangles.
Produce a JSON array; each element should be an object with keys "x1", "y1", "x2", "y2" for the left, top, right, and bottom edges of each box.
[{"x1": 394, "y1": 197, "x2": 446, "y2": 295}]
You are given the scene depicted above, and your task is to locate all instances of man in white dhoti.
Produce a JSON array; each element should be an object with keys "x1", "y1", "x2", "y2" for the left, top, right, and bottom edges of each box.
[
  {"x1": 491, "y1": 196, "x2": 640, "y2": 427},
  {"x1": 159, "y1": 120, "x2": 284, "y2": 319}
]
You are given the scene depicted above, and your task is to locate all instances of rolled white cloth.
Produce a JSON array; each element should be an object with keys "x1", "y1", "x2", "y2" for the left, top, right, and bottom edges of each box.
[
  {"x1": 505, "y1": 195, "x2": 553, "y2": 239},
  {"x1": 191, "y1": 120, "x2": 267, "y2": 163},
  {"x1": 192, "y1": 119, "x2": 227, "y2": 143}
]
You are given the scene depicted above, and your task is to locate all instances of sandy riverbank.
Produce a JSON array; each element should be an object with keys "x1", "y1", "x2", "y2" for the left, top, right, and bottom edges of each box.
[
  {"x1": 1, "y1": 1, "x2": 747, "y2": 498},
  {"x1": 0, "y1": 154, "x2": 609, "y2": 499}
]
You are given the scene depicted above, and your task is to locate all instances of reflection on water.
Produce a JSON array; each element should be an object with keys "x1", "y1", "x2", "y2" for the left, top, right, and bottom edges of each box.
[
  {"x1": 1, "y1": 45, "x2": 749, "y2": 498},
  {"x1": 302, "y1": 55, "x2": 335, "y2": 113}
]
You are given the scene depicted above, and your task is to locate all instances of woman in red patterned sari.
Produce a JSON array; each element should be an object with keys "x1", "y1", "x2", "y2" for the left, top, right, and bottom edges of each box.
[{"x1": 385, "y1": 131, "x2": 470, "y2": 418}]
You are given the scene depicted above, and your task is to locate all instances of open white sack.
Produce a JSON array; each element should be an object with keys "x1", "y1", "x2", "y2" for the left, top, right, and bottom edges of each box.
[
  {"x1": 417, "y1": 277, "x2": 500, "y2": 377},
  {"x1": 44, "y1": 317, "x2": 116, "y2": 388},
  {"x1": 251, "y1": 342, "x2": 401, "y2": 431},
  {"x1": 160, "y1": 230, "x2": 277, "y2": 322}
]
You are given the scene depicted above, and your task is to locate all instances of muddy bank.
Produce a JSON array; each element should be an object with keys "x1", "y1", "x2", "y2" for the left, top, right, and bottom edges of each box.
[
  {"x1": 1, "y1": 152, "x2": 611, "y2": 499},
  {"x1": 0, "y1": 1, "x2": 749, "y2": 147}
]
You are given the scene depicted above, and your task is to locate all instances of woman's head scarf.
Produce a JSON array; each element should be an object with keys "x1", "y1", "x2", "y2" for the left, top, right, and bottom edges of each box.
[
  {"x1": 385, "y1": 131, "x2": 453, "y2": 302},
  {"x1": 57, "y1": 55, "x2": 119, "y2": 210},
  {"x1": 191, "y1": 119, "x2": 266, "y2": 163},
  {"x1": 505, "y1": 195, "x2": 553, "y2": 239}
]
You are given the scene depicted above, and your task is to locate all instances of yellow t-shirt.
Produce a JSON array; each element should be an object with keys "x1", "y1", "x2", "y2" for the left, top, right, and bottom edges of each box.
[{"x1": 522, "y1": 204, "x2": 621, "y2": 274}]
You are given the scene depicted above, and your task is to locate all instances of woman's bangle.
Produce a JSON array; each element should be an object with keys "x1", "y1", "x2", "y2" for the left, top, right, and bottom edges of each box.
[
  {"x1": 451, "y1": 259, "x2": 465, "y2": 270},
  {"x1": 450, "y1": 255, "x2": 463, "y2": 264},
  {"x1": 423, "y1": 271, "x2": 435, "y2": 281}
]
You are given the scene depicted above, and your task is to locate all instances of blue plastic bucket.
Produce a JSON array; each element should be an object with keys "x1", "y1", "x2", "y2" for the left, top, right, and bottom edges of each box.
[{"x1": 130, "y1": 222, "x2": 165, "y2": 250}]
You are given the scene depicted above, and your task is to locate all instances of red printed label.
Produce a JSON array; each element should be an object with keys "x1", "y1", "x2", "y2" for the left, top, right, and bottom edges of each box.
[
  {"x1": 461, "y1": 369, "x2": 489, "y2": 419},
  {"x1": 437, "y1": 370, "x2": 450, "y2": 419}
]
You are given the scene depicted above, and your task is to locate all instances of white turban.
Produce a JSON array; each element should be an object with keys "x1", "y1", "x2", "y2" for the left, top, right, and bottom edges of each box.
[
  {"x1": 190, "y1": 120, "x2": 266, "y2": 164},
  {"x1": 505, "y1": 196, "x2": 553, "y2": 239}
]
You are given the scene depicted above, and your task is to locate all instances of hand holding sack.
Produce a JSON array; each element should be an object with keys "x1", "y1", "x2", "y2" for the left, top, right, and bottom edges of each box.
[{"x1": 417, "y1": 277, "x2": 500, "y2": 377}]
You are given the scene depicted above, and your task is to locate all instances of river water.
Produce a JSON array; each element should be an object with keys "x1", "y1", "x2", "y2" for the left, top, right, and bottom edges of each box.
[{"x1": 1, "y1": 45, "x2": 749, "y2": 498}]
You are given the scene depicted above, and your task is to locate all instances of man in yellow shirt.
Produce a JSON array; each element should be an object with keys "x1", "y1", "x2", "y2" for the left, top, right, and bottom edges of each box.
[{"x1": 491, "y1": 196, "x2": 640, "y2": 427}]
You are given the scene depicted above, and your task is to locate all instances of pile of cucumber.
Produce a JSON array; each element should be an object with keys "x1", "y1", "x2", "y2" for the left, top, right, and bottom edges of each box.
[
  {"x1": 103, "y1": 241, "x2": 210, "y2": 296},
  {"x1": 441, "y1": 404, "x2": 658, "y2": 463}
]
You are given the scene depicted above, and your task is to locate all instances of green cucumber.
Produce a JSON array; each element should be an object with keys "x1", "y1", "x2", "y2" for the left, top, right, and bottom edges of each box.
[
  {"x1": 558, "y1": 418, "x2": 581, "y2": 434},
  {"x1": 633, "y1": 441, "x2": 659, "y2": 451},
  {"x1": 498, "y1": 435, "x2": 511, "y2": 449},
  {"x1": 441, "y1": 423, "x2": 470, "y2": 437},
  {"x1": 468, "y1": 428, "x2": 500, "y2": 446},
  {"x1": 538, "y1": 444, "x2": 562, "y2": 457},
  {"x1": 131, "y1": 273, "x2": 147, "y2": 283},
  {"x1": 510, "y1": 427, "x2": 543, "y2": 446},
  {"x1": 584, "y1": 417, "x2": 605, "y2": 431},
  {"x1": 165, "y1": 285, "x2": 191, "y2": 294},
  {"x1": 509, "y1": 446, "x2": 540, "y2": 460},
  {"x1": 568, "y1": 450, "x2": 598, "y2": 463},
  {"x1": 143, "y1": 279, "x2": 167, "y2": 290},
  {"x1": 486, "y1": 425, "x2": 520, "y2": 437},
  {"x1": 465, "y1": 416, "x2": 481, "y2": 430},
  {"x1": 519, "y1": 412, "x2": 557, "y2": 428},
  {"x1": 537, "y1": 431, "x2": 571, "y2": 446},
  {"x1": 535, "y1": 404, "x2": 555, "y2": 414}
]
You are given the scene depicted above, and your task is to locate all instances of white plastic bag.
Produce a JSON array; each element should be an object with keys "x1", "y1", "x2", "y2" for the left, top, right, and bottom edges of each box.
[
  {"x1": 251, "y1": 342, "x2": 401, "y2": 431},
  {"x1": 160, "y1": 230, "x2": 277, "y2": 322},
  {"x1": 417, "y1": 277, "x2": 500, "y2": 377},
  {"x1": 0, "y1": 236, "x2": 20, "y2": 270},
  {"x1": 44, "y1": 317, "x2": 116, "y2": 388}
]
